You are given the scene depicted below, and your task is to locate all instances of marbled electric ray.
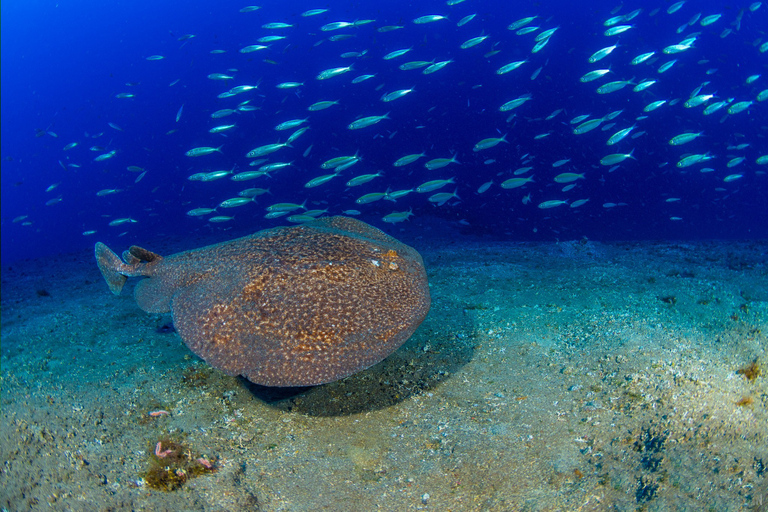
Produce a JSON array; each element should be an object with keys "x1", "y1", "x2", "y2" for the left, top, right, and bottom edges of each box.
[{"x1": 95, "y1": 217, "x2": 430, "y2": 386}]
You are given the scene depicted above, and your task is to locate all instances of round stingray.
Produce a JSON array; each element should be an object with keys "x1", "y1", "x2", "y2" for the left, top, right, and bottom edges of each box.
[{"x1": 167, "y1": 217, "x2": 430, "y2": 386}]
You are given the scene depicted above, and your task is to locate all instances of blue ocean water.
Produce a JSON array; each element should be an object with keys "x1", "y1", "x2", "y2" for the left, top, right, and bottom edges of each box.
[{"x1": 2, "y1": 0, "x2": 766, "y2": 264}]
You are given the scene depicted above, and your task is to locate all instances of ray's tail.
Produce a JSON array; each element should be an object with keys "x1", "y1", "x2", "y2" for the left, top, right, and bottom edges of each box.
[
  {"x1": 95, "y1": 242, "x2": 129, "y2": 295},
  {"x1": 95, "y1": 243, "x2": 165, "y2": 295}
]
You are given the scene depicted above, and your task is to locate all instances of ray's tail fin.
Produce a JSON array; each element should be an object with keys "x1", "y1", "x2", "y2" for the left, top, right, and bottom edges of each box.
[{"x1": 95, "y1": 242, "x2": 128, "y2": 295}]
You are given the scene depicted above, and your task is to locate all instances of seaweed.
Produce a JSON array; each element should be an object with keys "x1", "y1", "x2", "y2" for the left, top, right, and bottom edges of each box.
[
  {"x1": 143, "y1": 437, "x2": 216, "y2": 492},
  {"x1": 737, "y1": 359, "x2": 761, "y2": 381}
]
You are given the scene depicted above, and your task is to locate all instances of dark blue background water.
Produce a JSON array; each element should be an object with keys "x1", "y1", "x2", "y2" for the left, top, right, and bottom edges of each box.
[{"x1": 2, "y1": 0, "x2": 766, "y2": 263}]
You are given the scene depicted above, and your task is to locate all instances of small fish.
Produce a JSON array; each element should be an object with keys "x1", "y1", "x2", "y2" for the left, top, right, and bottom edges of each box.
[
  {"x1": 302, "y1": 8, "x2": 327, "y2": 16},
  {"x1": 497, "y1": 60, "x2": 528, "y2": 75},
  {"x1": 644, "y1": 100, "x2": 667, "y2": 112},
  {"x1": 684, "y1": 94, "x2": 714, "y2": 108},
  {"x1": 262, "y1": 22, "x2": 292, "y2": 29},
  {"x1": 723, "y1": 174, "x2": 742, "y2": 182},
  {"x1": 580, "y1": 69, "x2": 611, "y2": 82},
  {"x1": 700, "y1": 14, "x2": 721, "y2": 26},
  {"x1": 604, "y1": 25, "x2": 633, "y2": 36},
  {"x1": 317, "y1": 66, "x2": 353, "y2": 80},
  {"x1": 726, "y1": 157, "x2": 745, "y2": 168},
  {"x1": 607, "y1": 125, "x2": 636, "y2": 145},
  {"x1": 126, "y1": 165, "x2": 144, "y2": 172},
  {"x1": 424, "y1": 155, "x2": 460, "y2": 170},
  {"x1": 356, "y1": 192, "x2": 388, "y2": 204},
  {"x1": 305, "y1": 173, "x2": 340, "y2": 188},
  {"x1": 382, "y1": 210, "x2": 414, "y2": 223},
  {"x1": 508, "y1": 16, "x2": 537, "y2": 31},
  {"x1": 422, "y1": 60, "x2": 453, "y2": 75},
  {"x1": 238, "y1": 188, "x2": 270, "y2": 198},
  {"x1": 657, "y1": 60, "x2": 677, "y2": 73},
  {"x1": 96, "y1": 188, "x2": 122, "y2": 196},
  {"x1": 63, "y1": 142, "x2": 78, "y2": 151},
  {"x1": 633, "y1": 80, "x2": 657, "y2": 92},
  {"x1": 589, "y1": 44, "x2": 618, "y2": 63},
  {"x1": 209, "y1": 216, "x2": 234, "y2": 223},
  {"x1": 499, "y1": 94, "x2": 532, "y2": 111},
  {"x1": 348, "y1": 113, "x2": 390, "y2": 130},
  {"x1": 207, "y1": 73, "x2": 234, "y2": 80},
  {"x1": 383, "y1": 48, "x2": 412, "y2": 60},
  {"x1": 538, "y1": 200, "x2": 568, "y2": 209},
  {"x1": 276, "y1": 81, "x2": 303, "y2": 89},
  {"x1": 386, "y1": 189, "x2": 414, "y2": 201},
  {"x1": 552, "y1": 158, "x2": 570, "y2": 167},
  {"x1": 428, "y1": 189, "x2": 459, "y2": 205},
  {"x1": 460, "y1": 35, "x2": 489, "y2": 49},
  {"x1": 94, "y1": 150, "x2": 117, "y2": 162},
  {"x1": 108, "y1": 217, "x2": 137, "y2": 226},
  {"x1": 573, "y1": 118, "x2": 603, "y2": 134},
  {"x1": 246, "y1": 142, "x2": 290, "y2": 158},
  {"x1": 378, "y1": 25, "x2": 404, "y2": 33},
  {"x1": 82, "y1": 230, "x2": 97, "y2": 236},
  {"x1": 380, "y1": 89, "x2": 414, "y2": 102},
  {"x1": 501, "y1": 176, "x2": 534, "y2": 189},
  {"x1": 535, "y1": 27, "x2": 559, "y2": 42},
  {"x1": 321, "y1": 21, "x2": 355, "y2": 31},
  {"x1": 597, "y1": 79, "x2": 634, "y2": 94},
  {"x1": 175, "y1": 104, "x2": 184, "y2": 123},
  {"x1": 631, "y1": 52, "x2": 656, "y2": 65},
  {"x1": 308, "y1": 100, "x2": 339, "y2": 111},
  {"x1": 667, "y1": 1, "x2": 685, "y2": 14},
  {"x1": 473, "y1": 134, "x2": 508, "y2": 152},
  {"x1": 146, "y1": 55, "x2": 165, "y2": 61},
  {"x1": 702, "y1": 101, "x2": 729, "y2": 115},
  {"x1": 399, "y1": 60, "x2": 433, "y2": 71},
  {"x1": 266, "y1": 202, "x2": 306, "y2": 213},
  {"x1": 600, "y1": 151, "x2": 635, "y2": 166},
  {"x1": 413, "y1": 15, "x2": 447, "y2": 24},
  {"x1": 219, "y1": 197, "x2": 253, "y2": 208},
  {"x1": 416, "y1": 178, "x2": 455, "y2": 193},
  {"x1": 45, "y1": 196, "x2": 63, "y2": 206},
  {"x1": 240, "y1": 6, "x2": 260, "y2": 12},
  {"x1": 727, "y1": 101, "x2": 752, "y2": 115},
  {"x1": 346, "y1": 172, "x2": 383, "y2": 187},
  {"x1": 240, "y1": 44, "x2": 269, "y2": 53},
  {"x1": 677, "y1": 153, "x2": 713, "y2": 168},
  {"x1": 570, "y1": 199, "x2": 590, "y2": 208},
  {"x1": 669, "y1": 132, "x2": 703, "y2": 145},
  {"x1": 187, "y1": 208, "x2": 217, "y2": 216},
  {"x1": 185, "y1": 146, "x2": 223, "y2": 157},
  {"x1": 394, "y1": 153, "x2": 426, "y2": 167},
  {"x1": 477, "y1": 181, "x2": 494, "y2": 194},
  {"x1": 457, "y1": 14, "x2": 476, "y2": 27},
  {"x1": 211, "y1": 108, "x2": 237, "y2": 118},
  {"x1": 275, "y1": 118, "x2": 309, "y2": 131},
  {"x1": 209, "y1": 124, "x2": 237, "y2": 133},
  {"x1": 322, "y1": 154, "x2": 360, "y2": 169},
  {"x1": 351, "y1": 74, "x2": 377, "y2": 83},
  {"x1": 115, "y1": 92, "x2": 135, "y2": 99},
  {"x1": 554, "y1": 173, "x2": 584, "y2": 183}
]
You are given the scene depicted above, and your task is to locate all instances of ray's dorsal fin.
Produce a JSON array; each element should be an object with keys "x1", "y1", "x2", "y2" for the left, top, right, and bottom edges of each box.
[{"x1": 129, "y1": 246, "x2": 163, "y2": 263}]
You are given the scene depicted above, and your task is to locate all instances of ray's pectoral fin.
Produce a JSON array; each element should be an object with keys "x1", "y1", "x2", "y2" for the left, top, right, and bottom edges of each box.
[{"x1": 168, "y1": 274, "x2": 252, "y2": 378}]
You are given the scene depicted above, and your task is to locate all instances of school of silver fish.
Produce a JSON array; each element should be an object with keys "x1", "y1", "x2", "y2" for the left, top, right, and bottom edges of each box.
[{"x1": 23, "y1": 0, "x2": 767, "y2": 236}]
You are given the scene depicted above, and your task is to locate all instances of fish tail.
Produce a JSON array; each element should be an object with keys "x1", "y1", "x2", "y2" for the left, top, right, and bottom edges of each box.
[{"x1": 95, "y1": 242, "x2": 129, "y2": 295}]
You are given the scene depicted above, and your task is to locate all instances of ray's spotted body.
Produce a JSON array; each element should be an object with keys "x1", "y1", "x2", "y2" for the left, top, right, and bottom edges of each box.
[{"x1": 95, "y1": 217, "x2": 430, "y2": 387}]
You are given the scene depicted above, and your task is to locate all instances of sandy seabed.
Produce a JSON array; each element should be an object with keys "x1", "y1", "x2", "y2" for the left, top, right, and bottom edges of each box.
[{"x1": 1, "y1": 233, "x2": 766, "y2": 511}]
